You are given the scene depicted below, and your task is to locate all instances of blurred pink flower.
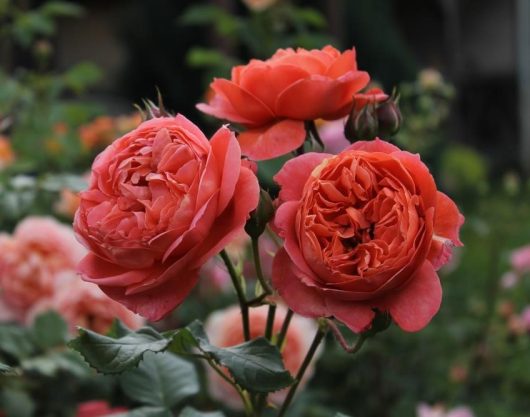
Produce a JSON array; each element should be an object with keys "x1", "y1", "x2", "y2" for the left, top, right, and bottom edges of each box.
[
  {"x1": 500, "y1": 271, "x2": 519, "y2": 289},
  {"x1": 205, "y1": 304, "x2": 321, "y2": 409},
  {"x1": 510, "y1": 245, "x2": 530, "y2": 273},
  {"x1": 518, "y1": 306, "x2": 530, "y2": 331},
  {"x1": 28, "y1": 272, "x2": 144, "y2": 334},
  {"x1": 75, "y1": 401, "x2": 127, "y2": 417},
  {"x1": 0, "y1": 216, "x2": 86, "y2": 321},
  {"x1": 317, "y1": 118, "x2": 349, "y2": 154},
  {"x1": 417, "y1": 403, "x2": 475, "y2": 417}
]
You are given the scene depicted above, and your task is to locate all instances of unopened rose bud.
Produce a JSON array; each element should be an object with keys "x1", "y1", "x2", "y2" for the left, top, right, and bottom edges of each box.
[
  {"x1": 245, "y1": 189, "x2": 274, "y2": 239},
  {"x1": 344, "y1": 103, "x2": 379, "y2": 142},
  {"x1": 376, "y1": 96, "x2": 402, "y2": 137},
  {"x1": 344, "y1": 88, "x2": 388, "y2": 142}
]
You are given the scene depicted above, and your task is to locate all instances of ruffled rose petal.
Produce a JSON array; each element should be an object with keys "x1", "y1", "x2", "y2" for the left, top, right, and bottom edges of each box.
[
  {"x1": 347, "y1": 138, "x2": 400, "y2": 154},
  {"x1": 238, "y1": 119, "x2": 306, "y2": 161},
  {"x1": 78, "y1": 253, "x2": 151, "y2": 287},
  {"x1": 379, "y1": 261, "x2": 442, "y2": 332},
  {"x1": 274, "y1": 152, "x2": 331, "y2": 203},
  {"x1": 272, "y1": 248, "x2": 329, "y2": 317}
]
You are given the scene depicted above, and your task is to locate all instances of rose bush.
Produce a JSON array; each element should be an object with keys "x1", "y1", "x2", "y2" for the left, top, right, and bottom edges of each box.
[
  {"x1": 74, "y1": 115, "x2": 260, "y2": 320},
  {"x1": 197, "y1": 45, "x2": 369, "y2": 160},
  {"x1": 272, "y1": 139, "x2": 464, "y2": 332}
]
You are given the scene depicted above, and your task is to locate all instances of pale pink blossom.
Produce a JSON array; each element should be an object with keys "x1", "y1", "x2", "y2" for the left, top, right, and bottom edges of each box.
[
  {"x1": 0, "y1": 216, "x2": 86, "y2": 321},
  {"x1": 205, "y1": 304, "x2": 321, "y2": 409},
  {"x1": 318, "y1": 118, "x2": 349, "y2": 154},
  {"x1": 510, "y1": 245, "x2": 530, "y2": 273},
  {"x1": 28, "y1": 272, "x2": 144, "y2": 334}
]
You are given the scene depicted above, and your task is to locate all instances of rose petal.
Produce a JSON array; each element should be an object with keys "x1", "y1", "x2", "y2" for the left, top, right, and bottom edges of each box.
[
  {"x1": 238, "y1": 119, "x2": 306, "y2": 160},
  {"x1": 274, "y1": 152, "x2": 331, "y2": 203},
  {"x1": 272, "y1": 247, "x2": 329, "y2": 317},
  {"x1": 379, "y1": 261, "x2": 442, "y2": 332},
  {"x1": 326, "y1": 298, "x2": 375, "y2": 333},
  {"x1": 347, "y1": 138, "x2": 401, "y2": 154}
]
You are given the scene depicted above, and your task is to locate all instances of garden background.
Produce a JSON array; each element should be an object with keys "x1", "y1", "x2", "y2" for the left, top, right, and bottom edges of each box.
[{"x1": 1, "y1": 1, "x2": 529, "y2": 416}]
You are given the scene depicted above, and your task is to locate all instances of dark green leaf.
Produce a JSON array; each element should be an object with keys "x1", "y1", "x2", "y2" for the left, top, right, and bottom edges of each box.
[
  {"x1": 179, "y1": 5, "x2": 226, "y2": 25},
  {"x1": 68, "y1": 327, "x2": 169, "y2": 374},
  {"x1": 63, "y1": 62, "x2": 103, "y2": 94},
  {"x1": 40, "y1": 1, "x2": 84, "y2": 17},
  {"x1": 179, "y1": 407, "x2": 225, "y2": 417},
  {"x1": 171, "y1": 321, "x2": 293, "y2": 393},
  {"x1": 31, "y1": 310, "x2": 68, "y2": 350},
  {"x1": 21, "y1": 350, "x2": 89, "y2": 377},
  {"x1": 107, "y1": 319, "x2": 133, "y2": 338},
  {"x1": 0, "y1": 389, "x2": 35, "y2": 417},
  {"x1": 0, "y1": 324, "x2": 34, "y2": 359},
  {"x1": 120, "y1": 351, "x2": 199, "y2": 408}
]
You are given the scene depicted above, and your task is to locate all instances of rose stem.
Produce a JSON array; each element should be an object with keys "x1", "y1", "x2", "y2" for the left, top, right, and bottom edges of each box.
[
  {"x1": 327, "y1": 319, "x2": 367, "y2": 353},
  {"x1": 220, "y1": 249, "x2": 251, "y2": 341},
  {"x1": 277, "y1": 322, "x2": 328, "y2": 417},
  {"x1": 265, "y1": 304, "x2": 277, "y2": 341},
  {"x1": 251, "y1": 236, "x2": 273, "y2": 295},
  {"x1": 276, "y1": 308, "x2": 294, "y2": 349},
  {"x1": 207, "y1": 356, "x2": 254, "y2": 416}
]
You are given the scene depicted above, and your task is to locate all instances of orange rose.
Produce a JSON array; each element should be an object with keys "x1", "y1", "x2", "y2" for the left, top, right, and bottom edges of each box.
[
  {"x1": 198, "y1": 46, "x2": 369, "y2": 160},
  {"x1": 272, "y1": 139, "x2": 464, "y2": 332},
  {"x1": 74, "y1": 115, "x2": 259, "y2": 320}
]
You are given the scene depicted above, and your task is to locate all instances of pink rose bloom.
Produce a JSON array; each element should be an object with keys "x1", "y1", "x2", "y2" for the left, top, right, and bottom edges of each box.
[
  {"x1": 0, "y1": 216, "x2": 86, "y2": 321},
  {"x1": 510, "y1": 245, "x2": 530, "y2": 273},
  {"x1": 519, "y1": 306, "x2": 530, "y2": 331},
  {"x1": 417, "y1": 404, "x2": 474, "y2": 417},
  {"x1": 199, "y1": 258, "x2": 232, "y2": 296},
  {"x1": 28, "y1": 272, "x2": 144, "y2": 334},
  {"x1": 74, "y1": 115, "x2": 260, "y2": 320},
  {"x1": 205, "y1": 304, "x2": 321, "y2": 409},
  {"x1": 76, "y1": 401, "x2": 127, "y2": 417},
  {"x1": 500, "y1": 271, "x2": 519, "y2": 289}
]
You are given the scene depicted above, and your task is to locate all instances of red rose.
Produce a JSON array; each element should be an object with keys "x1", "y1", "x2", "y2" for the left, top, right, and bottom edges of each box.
[
  {"x1": 197, "y1": 45, "x2": 369, "y2": 160},
  {"x1": 74, "y1": 115, "x2": 259, "y2": 320},
  {"x1": 272, "y1": 139, "x2": 464, "y2": 332}
]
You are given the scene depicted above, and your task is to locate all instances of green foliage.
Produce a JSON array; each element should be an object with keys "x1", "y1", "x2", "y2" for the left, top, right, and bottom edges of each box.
[
  {"x1": 120, "y1": 351, "x2": 199, "y2": 408},
  {"x1": 179, "y1": 407, "x2": 226, "y2": 417},
  {"x1": 69, "y1": 327, "x2": 171, "y2": 374},
  {"x1": 32, "y1": 310, "x2": 68, "y2": 350},
  {"x1": 116, "y1": 408, "x2": 174, "y2": 417}
]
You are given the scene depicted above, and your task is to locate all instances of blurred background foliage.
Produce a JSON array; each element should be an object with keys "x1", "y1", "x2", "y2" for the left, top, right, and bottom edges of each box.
[{"x1": 0, "y1": 0, "x2": 528, "y2": 417}]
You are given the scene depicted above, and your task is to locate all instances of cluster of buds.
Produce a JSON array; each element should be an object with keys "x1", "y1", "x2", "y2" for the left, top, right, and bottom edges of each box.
[{"x1": 344, "y1": 88, "x2": 402, "y2": 142}]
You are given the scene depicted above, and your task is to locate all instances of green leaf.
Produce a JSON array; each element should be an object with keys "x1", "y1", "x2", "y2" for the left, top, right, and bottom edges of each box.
[
  {"x1": 107, "y1": 319, "x2": 133, "y2": 338},
  {"x1": 179, "y1": 5, "x2": 226, "y2": 25},
  {"x1": 21, "y1": 350, "x2": 89, "y2": 377},
  {"x1": 0, "y1": 389, "x2": 35, "y2": 417},
  {"x1": 115, "y1": 407, "x2": 173, "y2": 417},
  {"x1": 63, "y1": 61, "x2": 103, "y2": 94},
  {"x1": 171, "y1": 321, "x2": 293, "y2": 393},
  {"x1": 40, "y1": 1, "x2": 84, "y2": 17},
  {"x1": 68, "y1": 327, "x2": 170, "y2": 374},
  {"x1": 120, "y1": 351, "x2": 199, "y2": 408},
  {"x1": 179, "y1": 407, "x2": 225, "y2": 417},
  {"x1": 335, "y1": 414, "x2": 352, "y2": 417},
  {"x1": 0, "y1": 324, "x2": 34, "y2": 359},
  {"x1": 31, "y1": 310, "x2": 68, "y2": 350},
  {"x1": 295, "y1": 7, "x2": 327, "y2": 28}
]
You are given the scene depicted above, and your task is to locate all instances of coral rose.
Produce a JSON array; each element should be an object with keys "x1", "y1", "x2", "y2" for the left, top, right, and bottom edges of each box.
[
  {"x1": 205, "y1": 304, "x2": 321, "y2": 409},
  {"x1": 76, "y1": 401, "x2": 127, "y2": 417},
  {"x1": 28, "y1": 272, "x2": 144, "y2": 334},
  {"x1": 272, "y1": 139, "x2": 464, "y2": 332},
  {"x1": 197, "y1": 45, "x2": 369, "y2": 160},
  {"x1": 0, "y1": 216, "x2": 86, "y2": 321},
  {"x1": 74, "y1": 115, "x2": 260, "y2": 320}
]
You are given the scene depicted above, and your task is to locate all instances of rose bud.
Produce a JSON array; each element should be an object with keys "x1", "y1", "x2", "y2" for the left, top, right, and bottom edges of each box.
[
  {"x1": 376, "y1": 94, "x2": 402, "y2": 137},
  {"x1": 344, "y1": 88, "x2": 388, "y2": 142},
  {"x1": 245, "y1": 189, "x2": 275, "y2": 239}
]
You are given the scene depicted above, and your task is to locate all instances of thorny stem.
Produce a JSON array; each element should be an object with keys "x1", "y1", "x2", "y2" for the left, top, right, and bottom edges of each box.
[
  {"x1": 220, "y1": 250, "x2": 250, "y2": 341},
  {"x1": 277, "y1": 321, "x2": 328, "y2": 417},
  {"x1": 327, "y1": 320, "x2": 367, "y2": 354},
  {"x1": 252, "y1": 237, "x2": 273, "y2": 295}
]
